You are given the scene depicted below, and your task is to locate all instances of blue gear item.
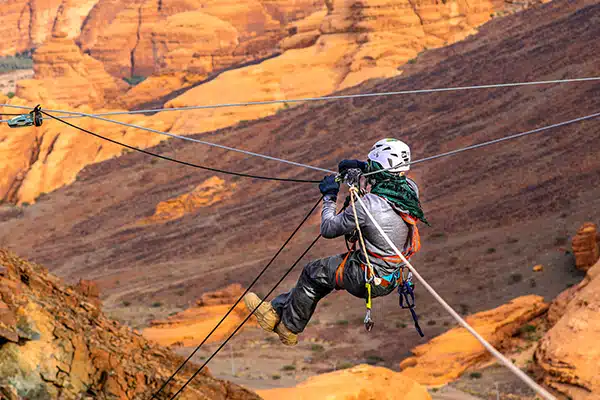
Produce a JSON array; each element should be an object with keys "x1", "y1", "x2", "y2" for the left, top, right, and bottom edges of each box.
[
  {"x1": 319, "y1": 174, "x2": 340, "y2": 200},
  {"x1": 338, "y1": 159, "x2": 368, "y2": 174}
]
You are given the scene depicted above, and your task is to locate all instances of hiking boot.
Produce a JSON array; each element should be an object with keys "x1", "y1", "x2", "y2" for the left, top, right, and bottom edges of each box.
[
  {"x1": 244, "y1": 292, "x2": 280, "y2": 332},
  {"x1": 275, "y1": 322, "x2": 298, "y2": 346}
]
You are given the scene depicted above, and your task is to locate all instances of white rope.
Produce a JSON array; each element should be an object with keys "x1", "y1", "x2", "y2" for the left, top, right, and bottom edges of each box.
[
  {"x1": 364, "y1": 110, "x2": 600, "y2": 177},
  {"x1": 1, "y1": 76, "x2": 599, "y2": 122},
  {"x1": 351, "y1": 190, "x2": 556, "y2": 400}
]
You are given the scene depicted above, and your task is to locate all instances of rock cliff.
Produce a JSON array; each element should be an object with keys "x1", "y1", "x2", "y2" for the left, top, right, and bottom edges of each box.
[
  {"x1": 399, "y1": 295, "x2": 548, "y2": 386},
  {"x1": 535, "y1": 257, "x2": 600, "y2": 399},
  {"x1": 0, "y1": 249, "x2": 259, "y2": 399}
]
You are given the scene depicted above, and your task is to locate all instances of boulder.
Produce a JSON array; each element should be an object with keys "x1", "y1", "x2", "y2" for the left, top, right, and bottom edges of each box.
[{"x1": 400, "y1": 295, "x2": 548, "y2": 386}]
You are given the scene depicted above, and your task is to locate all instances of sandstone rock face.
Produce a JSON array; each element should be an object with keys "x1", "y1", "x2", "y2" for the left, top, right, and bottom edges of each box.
[
  {"x1": 535, "y1": 259, "x2": 600, "y2": 399},
  {"x1": 166, "y1": 0, "x2": 494, "y2": 134},
  {"x1": 0, "y1": 249, "x2": 260, "y2": 399},
  {"x1": 399, "y1": 295, "x2": 548, "y2": 386},
  {"x1": 139, "y1": 176, "x2": 236, "y2": 225},
  {"x1": 0, "y1": 100, "x2": 177, "y2": 205},
  {"x1": 0, "y1": 0, "x2": 499, "y2": 204},
  {"x1": 572, "y1": 222, "x2": 599, "y2": 272},
  {"x1": 142, "y1": 284, "x2": 254, "y2": 347},
  {"x1": 258, "y1": 364, "x2": 432, "y2": 400},
  {"x1": 15, "y1": 32, "x2": 127, "y2": 108}
]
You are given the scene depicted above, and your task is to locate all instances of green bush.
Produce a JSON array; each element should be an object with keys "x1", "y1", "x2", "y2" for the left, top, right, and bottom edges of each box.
[
  {"x1": 0, "y1": 50, "x2": 34, "y2": 73},
  {"x1": 311, "y1": 344, "x2": 325, "y2": 352},
  {"x1": 122, "y1": 300, "x2": 131, "y2": 307},
  {"x1": 335, "y1": 319, "x2": 349, "y2": 326},
  {"x1": 281, "y1": 365, "x2": 296, "y2": 371},
  {"x1": 7, "y1": 92, "x2": 15, "y2": 99},
  {"x1": 469, "y1": 372, "x2": 482, "y2": 379},
  {"x1": 123, "y1": 75, "x2": 147, "y2": 86},
  {"x1": 271, "y1": 374, "x2": 281, "y2": 380},
  {"x1": 151, "y1": 301, "x2": 162, "y2": 308}
]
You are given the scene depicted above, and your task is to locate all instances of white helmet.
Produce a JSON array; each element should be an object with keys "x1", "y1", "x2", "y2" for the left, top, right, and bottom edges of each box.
[{"x1": 367, "y1": 138, "x2": 411, "y2": 172}]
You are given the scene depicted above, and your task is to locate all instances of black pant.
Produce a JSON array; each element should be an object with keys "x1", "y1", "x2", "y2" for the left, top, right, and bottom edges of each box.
[{"x1": 271, "y1": 251, "x2": 396, "y2": 333}]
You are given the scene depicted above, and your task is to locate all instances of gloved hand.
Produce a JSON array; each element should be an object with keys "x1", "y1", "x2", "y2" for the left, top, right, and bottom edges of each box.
[
  {"x1": 338, "y1": 159, "x2": 368, "y2": 174},
  {"x1": 319, "y1": 174, "x2": 340, "y2": 200}
]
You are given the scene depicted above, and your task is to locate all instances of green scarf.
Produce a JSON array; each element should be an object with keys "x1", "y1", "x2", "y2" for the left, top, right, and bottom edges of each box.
[{"x1": 367, "y1": 161, "x2": 429, "y2": 225}]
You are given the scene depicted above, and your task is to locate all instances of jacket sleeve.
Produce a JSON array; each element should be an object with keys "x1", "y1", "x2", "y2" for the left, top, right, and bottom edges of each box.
[{"x1": 320, "y1": 195, "x2": 366, "y2": 239}]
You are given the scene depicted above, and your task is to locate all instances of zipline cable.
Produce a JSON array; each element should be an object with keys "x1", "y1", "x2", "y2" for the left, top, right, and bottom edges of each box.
[
  {"x1": 41, "y1": 111, "x2": 321, "y2": 184},
  {"x1": 150, "y1": 196, "x2": 323, "y2": 399},
  {"x1": 364, "y1": 110, "x2": 600, "y2": 177},
  {"x1": 351, "y1": 190, "x2": 556, "y2": 400},
  {"x1": 42, "y1": 109, "x2": 335, "y2": 174},
  {"x1": 2, "y1": 75, "x2": 600, "y2": 122},
  {"x1": 169, "y1": 234, "x2": 322, "y2": 400}
]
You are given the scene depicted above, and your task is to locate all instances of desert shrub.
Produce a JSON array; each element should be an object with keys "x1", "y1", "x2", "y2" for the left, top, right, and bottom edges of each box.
[
  {"x1": 0, "y1": 50, "x2": 34, "y2": 73},
  {"x1": 336, "y1": 319, "x2": 349, "y2": 326},
  {"x1": 469, "y1": 372, "x2": 482, "y2": 379},
  {"x1": 281, "y1": 365, "x2": 296, "y2": 371},
  {"x1": 151, "y1": 301, "x2": 162, "y2": 308},
  {"x1": 311, "y1": 344, "x2": 325, "y2": 352},
  {"x1": 123, "y1": 75, "x2": 147, "y2": 86}
]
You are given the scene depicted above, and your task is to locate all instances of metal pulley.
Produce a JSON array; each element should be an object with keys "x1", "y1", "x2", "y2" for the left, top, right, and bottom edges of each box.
[{"x1": 7, "y1": 105, "x2": 43, "y2": 128}]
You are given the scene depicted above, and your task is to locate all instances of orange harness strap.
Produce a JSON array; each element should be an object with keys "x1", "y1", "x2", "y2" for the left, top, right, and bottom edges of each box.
[{"x1": 335, "y1": 249, "x2": 353, "y2": 289}]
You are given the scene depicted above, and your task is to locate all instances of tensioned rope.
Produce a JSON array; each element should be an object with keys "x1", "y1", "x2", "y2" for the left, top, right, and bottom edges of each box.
[
  {"x1": 168, "y1": 234, "x2": 322, "y2": 400},
  {"x1": 363, "y1": 111, "x2": 600, "y2": 177},
  {"x1": 40, "y1": 108, "x2": 335, "y2": 174},
  {"x1": 42, "y1": 111, "x2": 320, "y2": 183},
  {"x1": 351, "y1": 190, "x2": 556, "y2": 400},
  {"x1": 150, "y1": 196, "x2": 323, "y2": 399},
  {"x1": 1, "y1": 76, "x2": 599, "y2": 122}
]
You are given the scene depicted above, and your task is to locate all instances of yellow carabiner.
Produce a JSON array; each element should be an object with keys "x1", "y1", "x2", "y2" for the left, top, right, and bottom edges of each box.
[{"x1": 365, "y1": 282, "x2": 372, "y2": 310}]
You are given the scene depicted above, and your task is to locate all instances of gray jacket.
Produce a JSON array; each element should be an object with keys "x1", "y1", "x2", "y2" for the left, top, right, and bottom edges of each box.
[{"x1": 320, "y1": 180, "x2": 419, "y2": 277}]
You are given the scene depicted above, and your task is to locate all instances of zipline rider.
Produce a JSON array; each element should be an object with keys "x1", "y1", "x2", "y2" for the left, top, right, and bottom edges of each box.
[{"x1": 245, "y1": 138, "x2": 428, "y2": 345}]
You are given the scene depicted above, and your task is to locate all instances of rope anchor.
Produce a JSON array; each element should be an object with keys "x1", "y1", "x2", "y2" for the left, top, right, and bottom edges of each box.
[{"x1": 7, "y1": 105, "x2": 42, "y2": 128}]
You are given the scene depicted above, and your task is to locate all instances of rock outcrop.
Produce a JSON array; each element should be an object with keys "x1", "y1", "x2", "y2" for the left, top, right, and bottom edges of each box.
[
  {"x1": 399, "y1": 295, "x2": 549, "y2": 386},
  {"x1": 535, "y1": 259, "x2": 600, "y2": 399},
  {"x1": 139, "y1": 177, "x2": 237, "y2": 225},
  {"x1": 0, "y1": 249, "x2": 260, "y2": 399},
  {"x1": 142, "y1": 284, "x2": 254, "y2": 347},
  {"x1": 165, "y1": 0, "x2": 495, "y2": 134},
  {"x1": 571, "y1": 222, "x2": 599, "y2": 272},
  {"x1": 257, "y1": 364, "x2": 431, "y2": 400},
  {"x1": 15, "y1": 32, "x2": 127, "y2": 108}
]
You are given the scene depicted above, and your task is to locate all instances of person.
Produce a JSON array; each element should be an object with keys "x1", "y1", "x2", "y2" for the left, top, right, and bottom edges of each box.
[{"x1": 244, "y1": 138, "x2": 428, "y2": 345}]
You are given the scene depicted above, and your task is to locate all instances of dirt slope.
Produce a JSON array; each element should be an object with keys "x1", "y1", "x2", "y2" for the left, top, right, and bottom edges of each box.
[{"x1": 0, "y1": 0, "x2": 599, "y2": 368}]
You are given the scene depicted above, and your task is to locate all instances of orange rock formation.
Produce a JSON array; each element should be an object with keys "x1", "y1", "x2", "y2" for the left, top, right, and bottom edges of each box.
[
  {"x1": 257, "y1": 364, "x2": 431, "y2": 400},
  {"x1": 0, "y1": 249, "x2": 259, "y2": 399},
  {"x1": 535, "y1": 258, "x2": 600, "y2": 399},
  {"x1": 0, "y1": 0, "x2": 501, "y2": 205},
  {"x1": 571, "y1": 222, "x2": 599, "y2": 272},
  {"x1": 15, "y1": 32, "x2": 127, "y2": 108},
  {"x1": 139, "y1": 176, "x2": 236, "y2": 225},
  {"x1": 142, "y1": 284, "x2": 255, "y2": 347},
  {"x1": 399, "y1": 295, "x2": 548, "y2": 386}
]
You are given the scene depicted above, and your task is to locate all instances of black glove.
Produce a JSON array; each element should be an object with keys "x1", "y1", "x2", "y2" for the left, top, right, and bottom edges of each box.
[
  {"x1": 319, "y1": 174, "x2": 340, "y2": 199},
  {"x1": 338, "y1": 159, "x2": 368, "y2": 174}
]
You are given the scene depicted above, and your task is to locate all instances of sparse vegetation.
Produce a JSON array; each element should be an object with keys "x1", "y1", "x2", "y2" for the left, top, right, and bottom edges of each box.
[
  {"x1": 396, "y1": 322, "x2": 407, "y2": 328},
  {"x1": 21, "y1": 202, "x2": 30, "y2": 207},
  {"x1": 427, "y1": 320, "x2": 436, "y2": 326},
  {"x1": 469, "y1": 372, "x2": 482, "y2": 379},
  {"x1": 336, "y1": 319, "x2": 349, "y2": 326},
  {"x1": 365, "y1": 355, "x2": 384, "y2": 364},
  {"x1": 338, "y1": 362, "x2": 354, "y2": 370},
  {"x1": 123, "y1": 75, "x2": 147, "y2": 86},
  {"x1": 407, "y1": 58, "x2": 417, "y2": 64},
  {"x1": 282, "y1": 364, "x2": 296, "y2": 371},
  {"x1": 519, "y1": 324, "x2": 537, "y2": 334},
  {"x1": 151, "y1": 301, "x2": 162, "y2": 308},
  {"x1": 311, "y1": 344, "x2": 325, "y2": 352},
  {"x1": 431, "y1": 232, "x2": 446, "y2": 239},
  {"x1": 507, "y1": 237, "x2": 519, "y2": 244},
  {"x1": 271, "y1": 374, "x2": 281, "y2": 380},
  {"x1": 459, "y1": 303, "x2": 470, "y2": 315},
  {"x1": 486, "y1": 247, "x2": 496, "y2": 254},
  {"x1": 7, "y1": 92, "x2": 15, "y2": 99},
  {"x1": 0, "y1": 49, "x2": 34, "y2": 73},
  {"x1": 509, "y1": 273, "x2": 523, "y2": 284},
  {"x1": 122, "y1": 300, "x2": 131, "y2": 307}
]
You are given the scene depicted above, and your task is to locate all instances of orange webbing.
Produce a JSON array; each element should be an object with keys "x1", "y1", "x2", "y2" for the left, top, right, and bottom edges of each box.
[
  {"x1": 400, "y1": 214, "x2": 421, "y2": 259},
  {"x1": 335, "y1": 250, "x2": 352, "y2": 289}
]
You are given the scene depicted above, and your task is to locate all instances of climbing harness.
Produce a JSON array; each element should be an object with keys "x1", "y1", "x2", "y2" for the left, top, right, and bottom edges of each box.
[{"x1": 6, "y1": 104, "x2": 42, "y2": 128}]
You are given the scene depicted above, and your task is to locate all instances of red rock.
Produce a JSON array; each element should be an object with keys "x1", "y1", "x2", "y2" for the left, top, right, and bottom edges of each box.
[{"x1": 572, "y1": 222, "x2": 599, "y2": 271}]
